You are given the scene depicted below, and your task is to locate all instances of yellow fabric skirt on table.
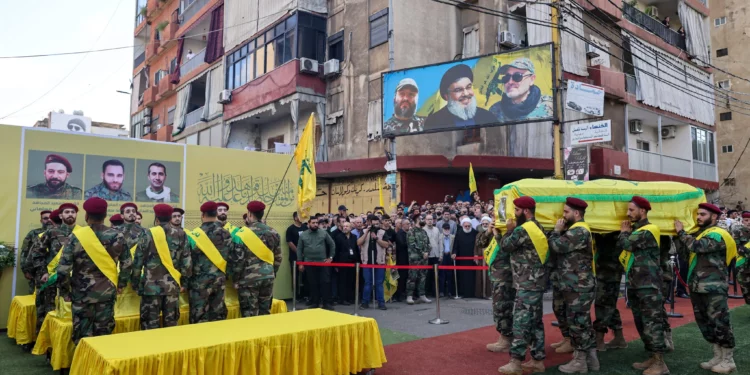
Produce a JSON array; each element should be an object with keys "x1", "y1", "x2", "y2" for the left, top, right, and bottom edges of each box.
[{"x1": 6, "y1": 294, "x2": 37, "y2": 345}]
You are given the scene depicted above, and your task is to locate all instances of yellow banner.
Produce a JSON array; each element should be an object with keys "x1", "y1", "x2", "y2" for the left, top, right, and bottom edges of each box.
[
  {"x1": 469, "y1": 163, "x2": 477, "y2": 194},
  {"x1": 149, "y1": 226, "x2": 182, "y2": 287},
  {"x1": 74, "y1": 226, "x2": 119, "y2": 288},
  {"x1": 618, "y1": 224, "x2": 661, "y2": 272},
  {"x1": 188, "y1": 227, "x2": 227, "y2": 273},
  {"x1": 234, "y1": 227, "x2": 275, "y2": 265},
  {"x1": 294, "y1": 113, "x2": 316, "y2": 220}
]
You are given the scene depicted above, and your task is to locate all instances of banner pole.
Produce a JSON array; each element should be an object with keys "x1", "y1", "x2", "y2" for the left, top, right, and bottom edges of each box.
[
  {"x1": 452, "y1": 259, "x2": 461, "y2": 300},
  {"x1": 429, "y1": 263, "x2": 449, "y2": 325},
  {"x1": 667, "y1": 258, "x2": 683, "y2": 318},
  {"x1": 292, "y1": 261, "x2": 297, "y2": 312},
  {"x1": 354, "y1": 263, "x2": 361, "y2": 316},
  {"x1": 265, "y1": 153, "x2": 296, "y2": 219}
]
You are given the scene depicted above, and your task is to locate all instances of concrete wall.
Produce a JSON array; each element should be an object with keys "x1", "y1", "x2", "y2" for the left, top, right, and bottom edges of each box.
[{"x1": 661, "y1": 124, "x2": 692, "y2": 160}]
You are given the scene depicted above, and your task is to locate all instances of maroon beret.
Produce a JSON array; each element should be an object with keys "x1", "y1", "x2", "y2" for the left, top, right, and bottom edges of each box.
[
  {"x1": 58, "y1": 203, "x2": 79, "y2": 213},
  {"x1": 514, "y1": 196, "x2": 536, "y2": 210},
  {"x1": 49, "y1": 210, "x2": 59, "y2": 221},
  {"x1": 565, "y1": 197, "x2": 588, "y2": 210},
  {"x1": 153, "y1": 204, "x2": 174, "y2": 218},
  {"x1": 83, "y1": 197, "x2": 108, "y2": 215},
  {"x1": 247, "y1": 200, "x2": 266, "y2": 212},
  {"x1": 45, "y1": 154, "x2": 73, "y2": 173},
  {"x1": 200, "y1": 201, "x2": 218, "y2": 213},
  {"x1": 120, "y1": 203, "x2": 138, "y2": 212},
  {"x1": 630, "y1": 196, "x2": 651, "y2": 211},
  {"x1": 109, "y1": 214, "x2": 123, "y2": 224},
  {"x1": 742, "y1": 212, "x2": 750, "y2": 219},
  {"x1": 173, "y1": 208, "x2": 185, "y2": 215},
  {"x1": 698, "y1": 203, "x2": 722, "y2": 215},
  {"x1": 217, "y1": 202, "x2": 230, "y2": 210},
  {"x1": 136, "y1": 211, "x2": 143, "y2": 217},
  {"x1": 40, "y1": 210, "x2": 52, "y2": 216}
]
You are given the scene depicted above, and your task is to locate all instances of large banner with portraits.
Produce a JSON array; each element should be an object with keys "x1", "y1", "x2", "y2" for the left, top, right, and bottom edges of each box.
[
  {"x1": 381, "y1": 44, "x2": 555, "y2": 137},
  {"x1": 0, "y1": 126, "x2": 298, "y2": 326}
]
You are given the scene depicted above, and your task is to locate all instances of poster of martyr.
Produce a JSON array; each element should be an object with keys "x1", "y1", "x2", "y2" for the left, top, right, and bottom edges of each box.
[{"x1": 381, "y1": 43, "x2": 555, "y2": 137}]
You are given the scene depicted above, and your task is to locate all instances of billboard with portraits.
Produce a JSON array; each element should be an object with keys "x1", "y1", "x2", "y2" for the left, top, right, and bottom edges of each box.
[
  {"x1": 381, "y1": 43, "x2": 555, "y2": 137},
  {"x1": 49, "y1": 112, "x2": 92, "y2": 133}
]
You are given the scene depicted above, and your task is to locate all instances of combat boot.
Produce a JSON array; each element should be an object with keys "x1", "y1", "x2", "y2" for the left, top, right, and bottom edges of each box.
[
  {"x1": 551, "y1": 337, "x2": 567, "y2": 349},
  {"x1": 419, "y1": 295, "x2": 432, "y2": 303},
  {"x1": 643, "y1": 354, "x2": 669, "y2": 375},
  {"x1": 587, "y1": 348, "x2": 600, "y2": 371},
  {"x1": 664, "y1": 331, "x2": 674, "y2": 352},
  {"x1": 556, "y1": 337, "x2": 575, "y2": 353},
  {"x1": 595, "y1": 332, "x2": 606, "y2": 352},
  {"x1": 521, "y1": 359, "x2": 546, "y2": 373},
  {"x1": 498, "y1": 358, "x2": 523, "y2": 375},
  {"x1": 486, "y1": 335, "x2": 512, "y2": 353},
  {"x1": 633, "y1": 355, "x2": 657, "y2": 370},
  {"x1": 710, "y1": 347, "x2": 736, "y2": 374},
  {"x1": 606, "y1": 329, "x2": 628, "y2": 349},
  {"x1": 559, "y1": 350, "x2": 588, "y2": 374},
  {"x1": 700, "y1": 344, "x2": 722, "y2": 370},
  {"x1": 406, "y1": 296, "x2": 414, "y2": 305}
]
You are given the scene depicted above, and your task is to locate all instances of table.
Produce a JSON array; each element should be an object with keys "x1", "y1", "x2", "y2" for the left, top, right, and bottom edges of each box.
[
  {"x1": 71, "y1": 309, "x2": 387, "y2": 375},
  {"x1": 5, "y1": 294, "x2": 37, "y2": 345}
]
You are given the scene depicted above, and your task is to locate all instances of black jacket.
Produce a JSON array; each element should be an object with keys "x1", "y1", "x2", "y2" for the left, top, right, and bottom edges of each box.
[{"x1": 335, "y1": 232, "x2": 360, "y2": 263}]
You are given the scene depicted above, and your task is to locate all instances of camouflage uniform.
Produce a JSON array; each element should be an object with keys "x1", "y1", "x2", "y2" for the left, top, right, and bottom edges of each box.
[
  {"x1": 500, "y1": 219, "x2": 547, "y2": 361},
  {"x1": 30, "y1": 224, "x2": 75, "y2": 332},
  {"x1": 659, "y1": 236, "x2": 674, "y2": 335},
  {"x1": 233, "y1": 222, "x2": 283, "y2": 317},
  {"x1": 19, "y1": 225, "x2": 48, "y2": 294},
  {"x1": 549, "y1": 251, "x2": 569, "y2": 340},
  {"x1": 187, "y1": 221, "x2": 234, "y2": 323},
  {"x1": 134, "y1": 189, "x2": 180, "y2": 203},
  {"x1": 730, "y1": 225, "x2": 750, "y2": 304},
  {"x1": 489, "y1": 232, "x2": 515, "y2": 338},
  {"x1": 132, "y1": 224, "x2": 191, "y2": 330},
  {"x1": 548, "y1": 221, "x2": 596, "y2": 351},
  {"x1": 676, "y1": 225, "x2": 735, "y2": 349},
  {"x1": 383, "y1": 115, "x2": 425, "y2": 135},
  {"x1": 83, "y1": 182, "x2": 133, "y2": 201},
  {"x1": 27, "y1": 183, "x2": 82, "y2": 199},
  {"x1": 57, "y1": 224, "x2": 131, "y2": 345},
  {"x1": 406, "y1": 227, "x2": 430, "y2": 297},
  {"x1": 593, "y1": 233, "x2": 624, "y2": 334},
  {"x1": 617, "y1": 219, "x2": 666, "y2": 354},
  {"x1": 119, "y1": 222, "x2": 149, "y2": 254}
]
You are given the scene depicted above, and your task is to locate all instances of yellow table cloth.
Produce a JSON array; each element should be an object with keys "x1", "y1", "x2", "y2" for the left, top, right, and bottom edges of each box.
[
  {"x1": 6, "y1": 294, "x2": 37, "y2": 345},
  {"x1": 71, "y1": 309, "x2": 387, "y2": 375}
]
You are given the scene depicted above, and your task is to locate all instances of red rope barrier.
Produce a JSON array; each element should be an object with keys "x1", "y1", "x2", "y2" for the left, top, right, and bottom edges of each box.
[
  {"x1": 454, "y1": 256, "x2": 483, "y2": 261},
  {"x1": 674, "y1": 265, "x2": 691, "y2": 294},
  {"x1": 360, "y1": 264, "x2": 433, "y2": 270},
  {"x1": 296, "y1": 262, "x2": 356, "y2": 268}
]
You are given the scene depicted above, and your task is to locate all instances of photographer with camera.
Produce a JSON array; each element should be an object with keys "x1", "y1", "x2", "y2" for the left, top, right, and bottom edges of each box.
[{"x1": 357, "y1": 215, "x2": 391, "y2": 310}]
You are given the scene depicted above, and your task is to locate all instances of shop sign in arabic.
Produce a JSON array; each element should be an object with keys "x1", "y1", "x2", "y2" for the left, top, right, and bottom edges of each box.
[
  {"x1": 196, "y1": 172, "x2": 295, "y2": 207},
  {"x1": 330, "y1": 175, "x2": 398, "y2": 198},
  {"x1": 570, "y1": 120, "x2": 611, "y2": 146}
]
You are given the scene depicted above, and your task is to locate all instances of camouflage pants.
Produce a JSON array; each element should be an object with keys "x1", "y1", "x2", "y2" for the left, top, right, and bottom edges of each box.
[
  {"x1": 562, "y1": 290, "x2": 596, "y2": 351},
  {"x1": 737, "y1": 267, "x2": 750, "y2": 305},
  {"x1": 510, "y1": 290, "x2": 545, "y2": 361},
  {"x1": 406, "y1": 259, "x2": 427, "y2": 297},
  {"x1": 593, "y1": 280, "x2": 623, "y2": 333},
  {"x1": 140, "y1": 295, "x2": 180, "y2": 330},
  {"x1": 189, "y1": 283, "x2": 227, "y2": 324},
  {"x1": 238, "y1": 278, "x2": 274, "y2": 317},
  {"x1": 35, "y1": 284, "x2": 56, "y2": 333},
  {"x1": 627, "y1": 288, "x2": 666, "y2": 354},
  {"x1": 492, "y1": 281, "x2": 515, "y2": 337},
  {"x1": 552, "y1": 286, "x2": 569, "y2": 338},
  {"x1": 660, "y1": 279, "x2": 672, "y2": 333},
  {"x1": 690, "y1": 292, "x2": 735, "y2": 348},
  {"x1": 71, "y1": 299, "x2": 115, "y2": 345}
]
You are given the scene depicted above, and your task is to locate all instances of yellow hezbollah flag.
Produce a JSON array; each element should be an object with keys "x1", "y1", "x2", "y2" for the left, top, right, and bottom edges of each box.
[
  {"x1": 294, "y1": 113, "x2": 317, "y2": 220},
  {"x1": 469, "y1": 163, "x2": 477, "y2": 194},
  {"x1": 378, "y1": 177, "x2": 384, "y2": 208}
]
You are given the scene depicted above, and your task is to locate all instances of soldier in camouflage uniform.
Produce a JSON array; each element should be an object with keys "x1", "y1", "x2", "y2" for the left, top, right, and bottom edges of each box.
[
  {"x1": 674, "y1": 203, "x2": 737, "y2": 374},
  {"x1": 549, "y1": 198, "x2": 599, "y2": 374},
  {"x1": 132, "y1": 204, "x2": 192, "y2": 330},
  {"x1": 118, "y1": 203, "x2": 149, "y2": 254},
  {"x1": 383, "y1": 78, "x2": 425, "y2": 135},
  {"x1": 486, "y1": 225, "x2": 515, "y2": 353},
  {"x1": 233, "y1": 201, "x2": 283, "y2": 317},
  {"x1": 187, "y1": 201, "x2": 235, "y2": 323},
  {"x1": 20, "y1": 210, "x2": 53, "y2": 294},
  {"x1": 659, "y1": 236, "x2": 675, "y2": 352},
  {"x1": 734, "y1": 212, "x2": 750, "y2": 305},
  {"x1": 83, "y1": 160, "x2": 133, "y2": 201},
  {"x1": 405, "y1": 218, "x2": 431, "y2": 304},
  {"x1": 549, "y1": 247, "x2": 572, "y2": 354},
  {"x1": 27, "y1": 154, "x2": 83, "y2": 199},
  {"x1": 617, "y1": 196, "x2": 668, "y2": 375},
  {"x1": 498, "y1": 196, "x2": 547, "y2": 375},
  {"x1": 57, "y1": 198, "x2": 132, "y2": 345},
  {"x1": 592, "y1": 232, "x2": 627, "y2": 351},
  {"x1": 31, "y1": 203, "x2": 79, "y2": 333}
]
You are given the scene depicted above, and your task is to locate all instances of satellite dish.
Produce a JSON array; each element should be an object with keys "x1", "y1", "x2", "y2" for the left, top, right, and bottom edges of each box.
[{"x1": 73, "y1": 110, "x2": 84, "y2": 116}]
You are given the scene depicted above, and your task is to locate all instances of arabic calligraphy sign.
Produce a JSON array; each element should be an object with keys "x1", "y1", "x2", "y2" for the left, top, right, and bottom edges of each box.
[
  {"x1": 570, "y1": 120, "x2": 611, "y2": 146},
  {"x1": 196, "y1": 172, "x2": 296, "y2": 207}
]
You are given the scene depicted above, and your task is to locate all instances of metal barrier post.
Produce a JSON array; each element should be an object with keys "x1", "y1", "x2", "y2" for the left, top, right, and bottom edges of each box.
[
  {"x1": 292, "y1": 261, "x2": 297, "y2": 312},
  {"x1": 482, "y1": 258, "x2": 489, "y2": 299},
  {"x1": 429, "y1": 263, "x2": 449, "y2": 325},
  {"x1": 452, "y1": 259, "x2": 461, "y2": 300},
  {"x1": 354, "y1": 263, "x2": 360, "y2": 316},
  {"x1": 667, "y1": 257, "x2": 683, "y2": 318}
]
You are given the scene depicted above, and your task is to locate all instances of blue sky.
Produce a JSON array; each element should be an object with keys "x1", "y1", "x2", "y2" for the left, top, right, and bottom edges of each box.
[{"x1": 0, "y1": 0, "x2": 134, "y2": 127}]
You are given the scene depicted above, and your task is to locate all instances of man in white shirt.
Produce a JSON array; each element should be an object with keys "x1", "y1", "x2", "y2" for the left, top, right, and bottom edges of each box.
[{"x1": 423, "y1": 214, "x2": 441, "y2": 297}]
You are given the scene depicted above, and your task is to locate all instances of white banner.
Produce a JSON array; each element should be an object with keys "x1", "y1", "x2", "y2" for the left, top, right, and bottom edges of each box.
[
  {"x1": 565, "y1": 80, "x2": 604, "y2": 117},
  {"x1": 570, "y1": 120, "x2": 611, "y2": 146},
  {"x1": 49, "y1": 112, "x2": 92, "y2": 133}
]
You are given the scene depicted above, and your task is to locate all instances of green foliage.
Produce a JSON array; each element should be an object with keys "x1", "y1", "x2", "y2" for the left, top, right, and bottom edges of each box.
[{"x1": 156, "y1": 21, "x2": 169, "y2": 32}]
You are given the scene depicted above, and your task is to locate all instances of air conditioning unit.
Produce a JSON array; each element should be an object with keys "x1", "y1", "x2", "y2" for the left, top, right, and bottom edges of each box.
[
  {"x1": 143, "y1": 115, "x2": 152, "y2": 126},
  {"x1": 218, "y1": 89, "x2": 232, "y2": 104},
  {"x1": 585, "y1": 43, "x2": 600, "y2": 58},
  {"x1": 144, "y1": 107, "x2": 152, "y2": 116},
  {"x1": 323, "y1": 59, "x2": 341, "y2": 77},
  {"x1": 718, "y1": 80, "x2": 731, "y2": 89},
  {"x1": 299, "y1": 58, "x2": 319, "y2": 75},
  {"x1": 649, "y1": 7, "x2": 659, "y2": 18},
  {"x1": 498, "y1": 31, "x2": 518, "y2": 48},
  {"x1": 661, "y1": 125, "x2": 677, "y2": 139},
  {"x1": 629, "y1": 119, "x2": 643, "y2": 134}
]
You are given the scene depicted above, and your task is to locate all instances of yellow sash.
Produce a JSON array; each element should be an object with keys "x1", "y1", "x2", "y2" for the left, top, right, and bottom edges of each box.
[
  {"x1": 739, "y1": 242, "x2": 749, "y2": 268},
  {"x1": 74, "y1": 226, "x2": 119, "y2": 288},
  {"x1": 187, "y1": 228, "x2": 227, "y2": 273},
  {"x1": 224, "y1": 222, "x2": 238, "y2": 234},
  {"x1": 688, "y1": 227, "x2": 737, "y2": 280},
  {"x1": 149, "y1": 226, "x2": 182, "y2": 287},
  {"x1": 521, "y1": 221, "x2": 549, "y2": 264},
  {"x1": 234, "y1": 226, "x2": 274, "y2": 265},
  {"x1": 483, "y1": 236, "x2": 498, "y2": 266},
  {"x1": 569, "y1": 221, "x2": 597, "y2": 276},
  {"x1": 45, "y1": 225, "x2": 80, "y2": 275},
  {"x1": 117, "y1": 245, "x2": 138, "y2": 273},
  {"x1": 619, "y1": 224, "x2": 660, "y2": 273}
]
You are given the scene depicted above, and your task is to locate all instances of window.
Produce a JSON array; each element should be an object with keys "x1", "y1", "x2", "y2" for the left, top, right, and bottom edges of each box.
[
  {"x1": 267, "y1": 135, "x2": 284, "y2": 151},
  {"x1": 462, "y1": 128, "x2": 481, "y2": 144},
  {"x1": 717, "y1": 80, "x2": 730, "y2": 89},
  {"x1": 154, "y1": 70, "x2": 167, "y2": 86},
  {"x1": 691, "y1": 127, "x2": 715, "y2": 163},
  {"x1": 298, "y1": 12, "x2": 326, "y2": 62},
  {"x1": 167, "y1": 106, "x2": 175, "y2": 125},
  {"x1": 715, "y1": 17, "x2": 726, "y2": 27},
  {"x1": 369, "y1": 8, "x2": 388, "y2": 48},
  {"x1": 717, "y1": 48, "x2": 729, "y2": 57},
  {"x1": 151, "y1": 115, "x2": 160, "y2": 133},
  {"x1": 636, "y1": 140, "x2": 650, "y2": 152},
  {"x1": 720, "y1": 112, "x2": 732, "y2": 121},
  {"x1": 462, "y1": 25, "x2": 480, "y2": 58},
  {"x1": 724, "y1": 178, "x2": 736, "y2": 186},
  {"x1": 328, "y1": 31, "x2": 344, "y2": 61},
  {"x1": 722, "y1": 145, "x2": 734, "y2": 153}
]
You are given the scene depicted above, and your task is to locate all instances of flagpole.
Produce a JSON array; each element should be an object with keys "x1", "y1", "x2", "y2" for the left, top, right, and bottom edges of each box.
[{"x1": 265, "y1": 147, "x2": 298, "y2": 219}]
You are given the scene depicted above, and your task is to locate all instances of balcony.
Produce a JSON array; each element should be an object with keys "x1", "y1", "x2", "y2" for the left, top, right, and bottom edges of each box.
[
  {"x1": 623, "y1": 2, "x2": 686, "y2": 51},
  {"x1": 142, "y1": 85, "x2": 157, "y2": 107},
  {"x1": 179, "y1": 0, "x2": 208, "y2": 26},
  {"x1": 185, "y1": 106, "x2": 204, "y2": 128},
  {"x1": 629, "y1": 148, "x2": 692, "y2": 177},
  {"x1": 693, "y1": 160, "x2": 717, "y2": 182},
  {"x1": 588, "y1": 65, "x2": 626, "y2": 99},
  {"x1": 580, "y1": 0, "x2": 621, "y2": 22},
  {"x1": 180, "y1": 48, "x2": 205, "y2": 77},
  {"x1": 158, "y1": 75, "x2": 176, "y2": 98},
  {"x1": 162, "y1": 10, "x2": 180, "y2": 46},
  {"x1": 146, "y1": 38, "x2": 161, "y2": 61}
]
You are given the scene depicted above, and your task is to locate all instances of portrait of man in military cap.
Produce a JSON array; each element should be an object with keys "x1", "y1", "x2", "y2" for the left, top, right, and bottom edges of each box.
[
  {"x1": 83, "y1": 157, "x2": 134, "y2": 201},
  {"x1": 489, "y1": 57, "x2": 553, "y2": 122},
  {"x1": 26, "y1": 152, "x2": 83, "y2": 199},
  {"x1": 383, "y1": 78, "x2": 425, "y2": 135}
]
